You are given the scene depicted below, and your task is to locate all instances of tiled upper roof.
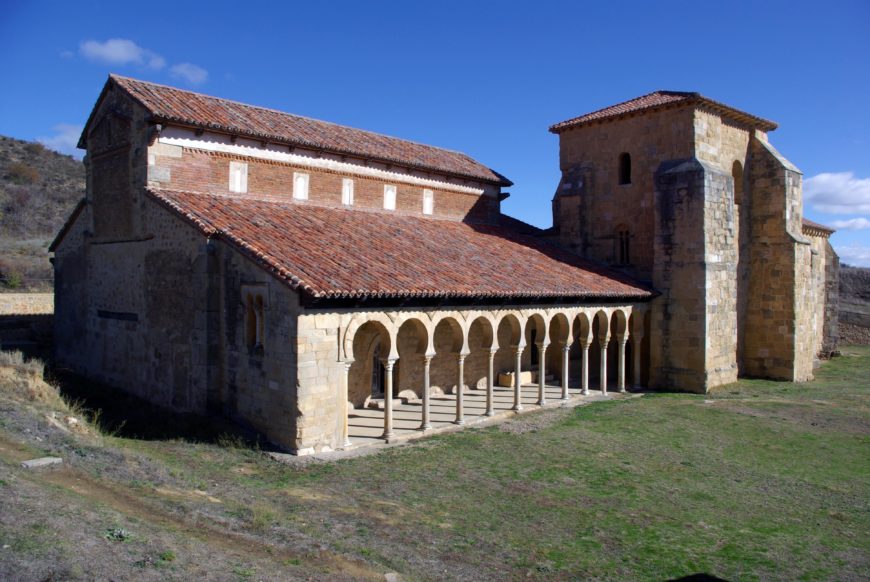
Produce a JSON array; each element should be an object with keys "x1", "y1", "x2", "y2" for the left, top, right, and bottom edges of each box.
[
  {"x1": 92, "y1": 75, "x2": 510, "y2": 186},
  {"x1": 802, "y1": 218, "x2": 835, "y2": 235},
  {"x1": 148, "y1": 188, "x2": 653, "y2": 302},
  {"x1": 550, "y1": 90, "x2": 778, "y2": 133}
]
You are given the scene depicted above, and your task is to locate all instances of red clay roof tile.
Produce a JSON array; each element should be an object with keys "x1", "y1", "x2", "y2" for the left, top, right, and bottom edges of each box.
[
  {"x1": 148, "y1": 188, "x2": 653, "y2": 302},
  {"x1": 100, "y1": 75, "x2": 510, "y2": 186},
  {"x1": 550, "y1": 90, "x2": 777, "y2": 133},
  {"x1": 802, "y1": 218, "x2": 835, "y2": 234}
]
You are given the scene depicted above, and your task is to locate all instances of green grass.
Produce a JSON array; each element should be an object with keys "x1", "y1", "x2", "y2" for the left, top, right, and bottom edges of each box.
[{"x1": 2, "y1": 346, "x2": 869, "y2": 580}]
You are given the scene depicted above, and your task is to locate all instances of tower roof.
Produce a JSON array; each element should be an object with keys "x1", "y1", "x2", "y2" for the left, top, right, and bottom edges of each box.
[{"x1": 550, "y1": 90, "x2": 778, "y2": 133}]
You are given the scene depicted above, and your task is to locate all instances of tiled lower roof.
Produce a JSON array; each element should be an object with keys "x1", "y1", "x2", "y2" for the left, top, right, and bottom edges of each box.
[{"x1": 148, "y1": 188, "x2": 654, "y2": 302}]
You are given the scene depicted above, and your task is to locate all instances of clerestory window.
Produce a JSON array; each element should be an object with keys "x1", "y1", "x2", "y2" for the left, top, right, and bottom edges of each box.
[{"x1": 618, "y1": 152, "x2": 632, "y2": 185}]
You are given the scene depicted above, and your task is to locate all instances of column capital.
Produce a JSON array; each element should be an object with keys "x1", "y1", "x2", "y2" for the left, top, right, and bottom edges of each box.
[
  {"x1": 342, "y1": 359, "x2": 355, "y2": 371},
  {"x1": 382, "y1": 357, "x2": 398, "y2": 370},
  {"x1": 599, "y1": 335, "x2": 611, "y2": 348},
  {"x1": 422, "y1": 353, "x2": 434, "y2": 364},
  {"x1": 488, "y1": 346, "x2": 499, "y2": 355},
  {"x1": 562, "y1": 344, "x2": 571, "y2": 353}
]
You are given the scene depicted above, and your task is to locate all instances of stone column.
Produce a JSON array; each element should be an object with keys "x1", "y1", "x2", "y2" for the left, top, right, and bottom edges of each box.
[
  {"x1": 382, "y1": 358, "x2": 396, "y2": 439},
  {"x1": 600, "y1": 337, "x2": 610, "y2": 394},
  {"x1": 618, "y1": 336, "x2": 628, "y2": 393},
  {"x1": 513, "y1": 347, "x2": 523, "y2": 411},
  {"x1": 581, "y1": 340, "x2": 590, "y2": 396},
  {"x1": 485, "y1": 348, "x2": 496, "y2": 416},
  {"x1": 455, "y1": 354, "x2": 466, "y2": 425},
  {"x1": 420, "y1": 355, "x2": 433, "y2": 430},
  {"x1": 561, "y1": 345, "x2": 571, "y2": 400},
  {"x1": 537, "y1": 343, "x2": 548, "y2": 406},
  {"x1": 632, "y1": 333, "x2": 644, "y2": 388},
  {"x1": 341, "y1": 360, "x2": 353, "y2": 447}
]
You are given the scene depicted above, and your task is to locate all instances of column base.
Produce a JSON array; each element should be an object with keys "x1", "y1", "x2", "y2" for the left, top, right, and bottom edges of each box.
[
  {"x1": 381, "y1": 431, "x2": 393, "y2": 440},
  {"x1": 454, "y1": 419, "x2": 465, "y2": 426},
  {"x1": 512, "y1": 404, "x2": 523, "y2": 412},
  {"x1": 618, "y1": 387, "x2": 626, "y2": 393},
  {"x1": 419, "y1": 423, "x2": 432, "y2": 431},
  {"x1": 537, "y1": 399, "x2": 547, "y2": 406},
  {"x1": 484, "y1": 410, "x2": 494, "y2": 417}
]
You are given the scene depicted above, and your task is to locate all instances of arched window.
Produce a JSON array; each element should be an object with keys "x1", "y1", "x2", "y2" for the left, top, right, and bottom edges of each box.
[
  {"x1": 618, "y1": 153, "x2": 632, "y2": 185},
  {"x1": 732, "y1": 160, "x2": 744, "y2": 205},
  {"x1": 243, "y1": 286, "x2": 266, "y2": 352},
  {"x1": 616, "y1": 225, "x2": 630, "y2": 265}
]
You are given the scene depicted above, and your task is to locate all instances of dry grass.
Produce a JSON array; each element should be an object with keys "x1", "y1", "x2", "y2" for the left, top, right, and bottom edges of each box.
[
  {"x1": 0, "y1": 347, "x2": 867, "y2": 580},
  {"x1": 0, "y1": 350, "x2": 60, "y2": 406}
]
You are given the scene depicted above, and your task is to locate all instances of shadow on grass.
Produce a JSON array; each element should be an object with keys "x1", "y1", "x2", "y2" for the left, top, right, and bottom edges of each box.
[{"x1": 47, "y1": 366, "x2": 273, "y2": 450}]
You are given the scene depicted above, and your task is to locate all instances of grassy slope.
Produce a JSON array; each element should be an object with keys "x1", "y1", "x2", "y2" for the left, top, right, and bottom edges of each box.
[{"x1": 0, "y1": 348, "x2": 868, "y2": 581}]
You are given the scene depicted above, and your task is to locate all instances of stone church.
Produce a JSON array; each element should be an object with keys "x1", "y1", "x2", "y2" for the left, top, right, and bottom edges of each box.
[{"x1": 52, "y1": 76, "x2": 838, "y2": 454}]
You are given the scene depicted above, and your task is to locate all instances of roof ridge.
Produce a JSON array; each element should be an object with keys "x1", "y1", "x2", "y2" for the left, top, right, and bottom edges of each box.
[
  {"x1": 111, "y1": 75, "x2": 485, "y2": 165},
  {"x1": 549, "y1": 89, "x2": 777, "y2": 133},
  {"x1": 549, "y1": 89, "x2": 696, "y2": 132}
]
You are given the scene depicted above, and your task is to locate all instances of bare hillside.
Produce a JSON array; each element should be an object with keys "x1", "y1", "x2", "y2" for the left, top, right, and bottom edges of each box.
[
  {"x1": 840, "y1": 265, "x2": 870, "y2": 345},
  {"x1": 0, "y1": 135, "x2": 84, "y2": 291}
]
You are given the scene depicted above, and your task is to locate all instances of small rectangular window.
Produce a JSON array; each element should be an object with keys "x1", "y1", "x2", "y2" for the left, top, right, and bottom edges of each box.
[
  {"x1": 384, "y1": 184, "x2": 396, "y2": 210},
  {"x1": 342, "y1": 178, "x2": 354, "y2": 206},
  {"x1": 422, "y1": 189, "x2": 434, "y2": 215},
  {"x1": 293, "y1": 172, "x2": 309, "y2": 200},
  {"x1": 229, "y1": 161, "x2": 248, "y2": 193}
]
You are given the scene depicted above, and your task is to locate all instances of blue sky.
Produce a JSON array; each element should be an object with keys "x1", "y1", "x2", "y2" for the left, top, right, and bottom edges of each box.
[{"x1": 2, "y1": 0, "x2": 869, "y2": 265}]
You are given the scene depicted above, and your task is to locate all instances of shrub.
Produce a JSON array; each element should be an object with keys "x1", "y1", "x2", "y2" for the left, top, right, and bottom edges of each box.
[
  {"x1": 24, "y1": 142, "x2": 46, "y2": 157},
  {"x1": 1, "y1": 270, "x2": 23, "y2": 289},
  {"x1": 5, "y1": 162, "x2": 40, "y2": 185}
]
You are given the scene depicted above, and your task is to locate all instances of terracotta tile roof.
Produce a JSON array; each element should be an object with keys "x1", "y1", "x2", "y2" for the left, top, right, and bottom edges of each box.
[
  {"x1": 92, "y1": 75, "x2": 510, "y2": 186},
  {"x1": 802, "y1": 217, "x2": 835, "y2": 235},
  {"x1": 148, "y1": 188, "x2": 653, "y2": 302},
  {"x1": 550, "y1": 90, "x2": 778, "y2": 133}
]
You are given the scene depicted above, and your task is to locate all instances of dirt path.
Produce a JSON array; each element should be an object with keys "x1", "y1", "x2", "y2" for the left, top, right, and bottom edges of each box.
[{"x1": 0, "y1": 431, "x2": 384, "y2": 581}]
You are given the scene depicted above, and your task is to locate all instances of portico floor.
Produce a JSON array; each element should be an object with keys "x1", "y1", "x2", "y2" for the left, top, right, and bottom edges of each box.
[{"x1": 347, "y1": 382, "x2": 618, "y2": 449}]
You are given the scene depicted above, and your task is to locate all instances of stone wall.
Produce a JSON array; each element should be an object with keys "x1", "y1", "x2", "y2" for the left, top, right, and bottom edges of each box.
[
  {"x1": 822, "y1": 240, "x2": 840, "y2": 355},
  {"x1": 54, "y1": 196, "x2": 302, "y2": 449},
  {"x1": 148, "y1": 143, "x2": 500, "y2": 223},
  {"x1": 0, "y1": 293, "x2": 53, "y2": 315},
  {"x1": 552, "y1": 105, "x2": 696, "y2": 282},
  {"x1": 651, "y1": 158, "x2": 736, "y2": 392},
  {"x1": 742, "y1": 138, "x2": 811, "y2": 381},
  {"x1": 551, "y1": 102, "x2": 834, "y2": 390},
  {"x1": 54, "y1": 89, "x2": 305, "y2": 450}
]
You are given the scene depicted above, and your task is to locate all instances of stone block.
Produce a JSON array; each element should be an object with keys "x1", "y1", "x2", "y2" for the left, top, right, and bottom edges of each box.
[{"x1": 21, "y1": 457, "x2": 63, "y2": 469}]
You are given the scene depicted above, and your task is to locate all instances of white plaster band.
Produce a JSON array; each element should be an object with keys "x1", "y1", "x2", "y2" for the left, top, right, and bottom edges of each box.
[{"x1": 158, "y1": 127, "x2": 486, "y2": 196}]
